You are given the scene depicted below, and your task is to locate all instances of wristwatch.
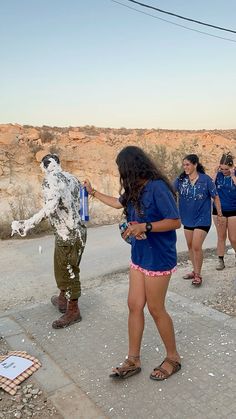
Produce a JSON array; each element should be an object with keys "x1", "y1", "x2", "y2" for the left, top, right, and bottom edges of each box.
[{"x1": 145, "y1": 222, "x2": 153, "y2": 233}]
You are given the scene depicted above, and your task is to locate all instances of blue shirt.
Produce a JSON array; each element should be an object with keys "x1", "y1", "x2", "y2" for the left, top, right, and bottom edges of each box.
[
  {"x1": 214, "y1": 172, "x2": 236, "y2": 211},
  {"x1": 174, "y1": 173, "x2": 217, "y2": 227},
  {"x1": 120, "y1": 179, "x2": 179, "y2": 271}
]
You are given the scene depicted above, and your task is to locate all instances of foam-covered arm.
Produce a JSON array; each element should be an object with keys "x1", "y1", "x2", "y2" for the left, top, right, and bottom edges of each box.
[{"x1": 11, "y1": 193, "x2": 60, "y2": 237}]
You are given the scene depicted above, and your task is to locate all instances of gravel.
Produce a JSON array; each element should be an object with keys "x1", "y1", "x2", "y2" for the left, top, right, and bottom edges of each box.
[{"x1": 0, "y1": 339, "x2": 62, "y2": 419}]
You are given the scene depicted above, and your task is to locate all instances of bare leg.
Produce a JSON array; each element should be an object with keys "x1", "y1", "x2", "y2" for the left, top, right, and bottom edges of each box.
[
  {"x1": 110, "y1": 268, "x2": 146, "y2": 377},
  {"x1": 184, "y1": 229, "x2": 194, "y2": 270},
  {"x1": 191, "y1": 229, "x2": 208, "y2": 275},
  {"x1": 213, "y1": 215, "x2": 227, "y2": 256},
  {"x1": 228, "y1": 216, "x2": 236, "y2": 253},
  {"x1": 127, "y1": 268, "x2": 146, "y2": 365},
  {"x1": 146, "y1": 274, "x2": 180, "y2": 378}
]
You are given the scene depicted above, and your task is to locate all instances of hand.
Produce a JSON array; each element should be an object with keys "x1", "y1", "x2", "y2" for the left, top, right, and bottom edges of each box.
[
  {"x1": 230, "y1": 167, "x2": 236, "y2": 177},
  {"x1": 84, "y1": 179, "x2": 93, "y2": 194},
  {"x1": 11, "y1": 220, "x2": 27, "y2": 237},
  {"x1": 123, "y1": 222, "x2": 146, "y2": 240}
]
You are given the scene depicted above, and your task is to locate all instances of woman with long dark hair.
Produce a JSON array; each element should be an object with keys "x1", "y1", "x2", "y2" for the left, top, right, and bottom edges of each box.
[
  {"x1": 212, "y1": 152, "x2": 236, "y2": 270},
  {"x1": 85, "y1": 146, "x2": 181, "y2": 381},
  {"x1": 174, "y1": 154, "x2": 222, "y2": 286}
]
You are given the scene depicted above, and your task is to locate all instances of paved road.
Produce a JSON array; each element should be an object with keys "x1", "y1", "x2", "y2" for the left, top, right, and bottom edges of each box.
[
  {"x1": 1, "y1": 262, "x2": 235, "y2": 419},
  {"x1": 1, "y1": 225, "x2": 235, "y2": 418},
  {"x1": 0, "y1": 223, "x2": 227, "y2": 312}
]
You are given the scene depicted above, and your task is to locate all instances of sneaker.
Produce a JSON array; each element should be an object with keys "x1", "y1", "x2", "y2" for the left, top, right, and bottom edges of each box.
[
  {"x1": 227, "y1": 247, "x2": 235, "y2": 255},
  {"x1": 216, "y1": 259, "x2": 225, "y2": 271}
]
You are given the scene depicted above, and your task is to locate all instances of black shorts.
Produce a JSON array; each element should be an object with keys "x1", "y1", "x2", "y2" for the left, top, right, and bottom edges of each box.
[
  {"x1": 212, "y1": 208, "x2": 236, "y2": 217},
  {"x1": 184, "y1": 225, "x2": 211, "y2": 233}
]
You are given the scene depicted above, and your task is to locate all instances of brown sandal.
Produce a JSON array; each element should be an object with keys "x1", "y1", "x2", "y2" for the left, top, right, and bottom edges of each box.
[
  {"x1": 150, "y1": 357, "x2": 181, "y2": 381},
  {"x1": 109, "y1": 358, "x2": 141, "y2": 379},
  {"x1": 192, "y1": 273, "x2": 202, "y2": 287},
  {"x1": 183, "y1": 271, "x2": 195, "y2": 280}
]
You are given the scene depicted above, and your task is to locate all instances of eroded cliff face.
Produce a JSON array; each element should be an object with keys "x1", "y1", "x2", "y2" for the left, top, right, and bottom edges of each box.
[{"x1": 1, "y1": 124, "x2": 236, "y2": 232}]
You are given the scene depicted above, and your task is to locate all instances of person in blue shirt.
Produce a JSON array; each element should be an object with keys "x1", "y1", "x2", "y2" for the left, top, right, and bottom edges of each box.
[
  {"x1": 84, "y1": 146, "x2": 182, "y2": 381},
  {"x1": 174, "y1": 154, "x2": 222, "y2": 287},
  {"x1": 212, "y1": 153, "x2": 236, "y2": 270}
]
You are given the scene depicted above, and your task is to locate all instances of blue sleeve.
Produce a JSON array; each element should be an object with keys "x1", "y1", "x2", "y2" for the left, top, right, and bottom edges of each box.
[
  {"x1": 207, "y1": 175, "x2": 218, "y2": 198},
  {"x1": 154, "y1": 181, "x2": 179, "y2": 219},
  {"x1": 119, "y1": 195, "x2": 125, "y2": 206}
]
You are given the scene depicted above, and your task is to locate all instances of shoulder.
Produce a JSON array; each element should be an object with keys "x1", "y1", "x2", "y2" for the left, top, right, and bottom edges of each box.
[
  {"x1": 151, "y1": 179, "x2": 175, "y2": 199},
  {"x1": 151, "y1": 179, "x2": 169, "y2": 190},
  {"x1": 59, "y1": 171, "x2": 80, "y2": 184},
  {"x1": 199, "y1": 173, "x2": 212, "y2": 182},
  {"x1": 216, "y1": 171, "x2": 223, "y2": 179}
]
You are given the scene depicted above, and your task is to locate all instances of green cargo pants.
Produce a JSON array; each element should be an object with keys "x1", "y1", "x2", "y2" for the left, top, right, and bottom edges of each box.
[{"x1": 54, "y1": 228, "x2": 87, "y2": 300}]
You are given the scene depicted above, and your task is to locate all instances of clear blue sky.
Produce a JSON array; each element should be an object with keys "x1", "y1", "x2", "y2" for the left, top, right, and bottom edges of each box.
[{"x1": 1, "y1": 0, "x2": 236, "y2": 129}]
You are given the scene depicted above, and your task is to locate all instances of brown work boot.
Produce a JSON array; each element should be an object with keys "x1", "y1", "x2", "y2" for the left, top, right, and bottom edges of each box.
[
  {"x1": 51, "y1": 291, "x2": 67, "y2": 313},
  {"x1": 52, "y1": 300, "x2": 82, "y2": 329}
]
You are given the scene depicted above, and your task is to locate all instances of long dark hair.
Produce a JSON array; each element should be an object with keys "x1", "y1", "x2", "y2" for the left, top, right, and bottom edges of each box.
[
  {"x1": 116, "y1": 146, "x2": 175, "y2": 215},
  {"x1": 179, "y1": 154, "x2": 205, "y2": 180},
  {"x1": 220, "y1": 152, "x2": 234, "y2": 167}
]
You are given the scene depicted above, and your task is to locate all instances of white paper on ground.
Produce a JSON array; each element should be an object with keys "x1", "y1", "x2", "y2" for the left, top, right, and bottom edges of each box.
[{"x1": 0, "y1": 355, "x2": 33, "y2": 380}]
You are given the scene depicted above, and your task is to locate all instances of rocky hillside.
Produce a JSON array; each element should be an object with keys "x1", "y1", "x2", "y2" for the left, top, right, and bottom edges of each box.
[{"x1": 0, "y1": 124, "x2": 236, "y2": 237}]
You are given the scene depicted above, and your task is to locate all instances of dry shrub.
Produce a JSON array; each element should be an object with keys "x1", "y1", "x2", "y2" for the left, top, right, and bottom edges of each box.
[
  {"x1": 150, "y1": 140, "x2": 202, "y2": 181},
  {"x1": 40, "y1": 130, "x2": 55, "y2": 143}
]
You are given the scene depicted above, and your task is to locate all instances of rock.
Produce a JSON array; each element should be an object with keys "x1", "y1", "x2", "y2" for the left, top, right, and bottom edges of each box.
[
  {"x1": 31, "y1": 388, "x2": 39, "y2": 395},
  {"x1": 1, "y1": 123, "x2": 236, "y2": 229},
  {"x1": 24, "y1": 410, "x2": 32, "y2": 417},
  {"x1": 69, "y1": 130, "x2": 86, "y2": 140},
  {"x1": 16, "y1": 405, "x2": 24, "y2": 410}
]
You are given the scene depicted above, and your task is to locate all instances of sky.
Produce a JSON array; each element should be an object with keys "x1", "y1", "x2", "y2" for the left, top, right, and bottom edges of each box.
[{"x1": 1, "y1": 0, "x2": 236, "y2": 129}]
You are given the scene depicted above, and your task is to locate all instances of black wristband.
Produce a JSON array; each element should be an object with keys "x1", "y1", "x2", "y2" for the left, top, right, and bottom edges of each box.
[{"x1": 145, "y1": 222, "x2": 153, "y2": 232}]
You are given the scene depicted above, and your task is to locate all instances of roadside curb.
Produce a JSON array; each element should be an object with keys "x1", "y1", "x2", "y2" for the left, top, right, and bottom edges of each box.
[
  {"x1": 168, "y1": 291, "x2": 236, "y2": 329},
  {"x1": 0, "y1": 316, "x2": 107, "y2": 419}
]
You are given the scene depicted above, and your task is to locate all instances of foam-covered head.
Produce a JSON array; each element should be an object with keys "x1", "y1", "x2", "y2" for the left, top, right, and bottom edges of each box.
[{"x1": 40, "y1": 154, "x2": 61, "y2": 173}]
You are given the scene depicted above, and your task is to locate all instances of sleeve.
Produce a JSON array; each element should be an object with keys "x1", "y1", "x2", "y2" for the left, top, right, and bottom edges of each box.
[
  {"x1": 154, "y1": 181, "x2": 180, "y2": 219},
  {"x1": 119, "y1": 194, "x2": 125, "y2": 207},
  {"x1": 207, "y1": 175, "x2": 218, "y2": 198},
  {"x1": 25, "y1": 180, "x2": 61, "y2": 229}
]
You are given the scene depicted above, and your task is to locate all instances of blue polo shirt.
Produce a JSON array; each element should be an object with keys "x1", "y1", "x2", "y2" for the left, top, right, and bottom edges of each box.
[
  {"x1": 174, "y1": 173, "x2": 217, "y2": 227},
  {"x1": 213, "y1": 172, "x2": 236, "y2": 211},
  {"x1": 120, "y1": 179, "x2": 179, "y2": 271}
]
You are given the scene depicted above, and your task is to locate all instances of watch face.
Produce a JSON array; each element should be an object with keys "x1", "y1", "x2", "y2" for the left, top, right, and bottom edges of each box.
[{"x1": 146, "y1": 222, "x2": 152, "y2": 232}]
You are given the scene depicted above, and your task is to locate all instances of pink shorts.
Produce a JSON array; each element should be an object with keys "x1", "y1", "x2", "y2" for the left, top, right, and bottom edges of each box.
[{"x1": 130, "y1": 261, "x2": 177, "y2": 277}]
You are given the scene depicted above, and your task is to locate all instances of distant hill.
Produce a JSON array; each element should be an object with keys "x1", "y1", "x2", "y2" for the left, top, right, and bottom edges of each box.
[{"x1": 0, "y1": 124, "x2": 236, "y2": 238}]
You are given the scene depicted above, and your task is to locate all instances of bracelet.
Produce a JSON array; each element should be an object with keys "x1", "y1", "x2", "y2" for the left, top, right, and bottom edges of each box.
[
  {"x1": 90, "y1": 188, "x2": 96, "y2": 197},
  {"x1": 217, "y1": 214, "x2": 223, "y2": 217}
]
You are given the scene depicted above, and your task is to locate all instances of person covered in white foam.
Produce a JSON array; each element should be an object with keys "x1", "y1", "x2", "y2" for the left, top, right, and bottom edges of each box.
[{"x1": 12, "y1": 154, "x2": 87, "y2": 329}]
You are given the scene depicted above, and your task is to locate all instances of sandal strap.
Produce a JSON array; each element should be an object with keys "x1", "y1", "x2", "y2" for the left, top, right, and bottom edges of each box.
[
  {"x1": 164, "y1": 357, "x2": 181, "y2": 370},
  {"x1": 153, "y1": 366, "x2": 170, "y2": 378},
  {"x1": 152, "y1": 357, "x2": 181, "y2": 378},
  {"x1": 192, "y1": 274, "x2": 202, "y2": 284},
  {"x1": 115, "y1": 358, "x2": 137, "y2": 373}
]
